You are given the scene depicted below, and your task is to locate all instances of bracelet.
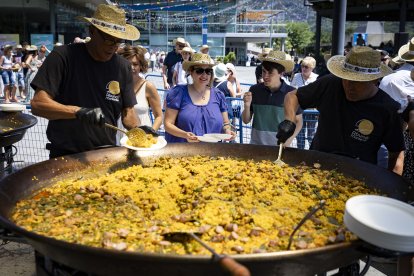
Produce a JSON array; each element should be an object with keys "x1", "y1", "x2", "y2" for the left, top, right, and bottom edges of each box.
[{"x1": 223, "y1": 122, "x2": 231, "y2": 126}]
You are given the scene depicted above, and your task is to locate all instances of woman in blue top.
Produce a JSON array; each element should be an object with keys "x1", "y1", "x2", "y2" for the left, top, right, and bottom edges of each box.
[{"x1": 164, "y1": 53, "x2": 235, "y2": 143}]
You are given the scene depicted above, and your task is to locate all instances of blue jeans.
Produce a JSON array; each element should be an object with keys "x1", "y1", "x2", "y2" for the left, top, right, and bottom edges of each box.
[{"x1": 1, "y1": 70, "x2": 16, "y2": 86}]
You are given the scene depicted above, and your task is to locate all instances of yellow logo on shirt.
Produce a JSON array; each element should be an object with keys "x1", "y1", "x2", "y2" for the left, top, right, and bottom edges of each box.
[
  {"x1": 107, "y1": 81, "x2": 120, "y2": 95},
  {"x1": 357, "y1": 119, "x2": 374, "y2": 135}
]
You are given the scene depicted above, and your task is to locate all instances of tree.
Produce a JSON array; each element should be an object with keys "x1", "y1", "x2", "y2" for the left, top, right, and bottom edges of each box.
[{"x1": 286, "y1": 22, "x2": 313, "y2": 55}]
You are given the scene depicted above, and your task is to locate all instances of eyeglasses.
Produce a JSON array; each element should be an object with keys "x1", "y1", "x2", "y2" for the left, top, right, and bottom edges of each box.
[
  {"x1": 194, "y1": 68, "x2": 213, "y2": 75},
  {"x1": 96, "y1": 29, "x2": 124, "y2": 46},
  {"x1": 301, "y1": 65, "x2": 310, "y2": 69}
]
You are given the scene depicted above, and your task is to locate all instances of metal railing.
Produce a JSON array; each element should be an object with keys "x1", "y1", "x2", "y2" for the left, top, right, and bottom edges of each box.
[{"x1": 9, "y1": 78, "x2": 318, "y2": 169}]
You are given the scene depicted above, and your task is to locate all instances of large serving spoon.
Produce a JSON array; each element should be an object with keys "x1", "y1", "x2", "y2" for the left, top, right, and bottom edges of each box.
[
  {"x1": 104, "y1": 123, "x2": 147, "y2": 145},
  {"x1": 162, "y1": 232, "x2": 250, "y2": 276},
  {"x1": 274, "y1": 142, "x2": 286, "y2": 166}
]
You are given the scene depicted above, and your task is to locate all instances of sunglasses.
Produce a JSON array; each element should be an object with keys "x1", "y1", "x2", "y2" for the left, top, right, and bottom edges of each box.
[
  {"x1": 177, "y1": 44, "x2": 185, "y2": 48},
  {"x1": 96, "y1": 29, "x2": 124, "y2": 46},
  {"x1": 194, "y1": 68, "x2": 213, "y2": 75}
]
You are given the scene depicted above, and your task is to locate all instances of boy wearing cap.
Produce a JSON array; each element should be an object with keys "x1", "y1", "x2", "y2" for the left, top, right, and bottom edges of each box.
[
  {"x1": 30, "y1": 4, "x2": 140, "y2": 158},
  {"x1": 278, "y1": 46, "x2": 404, "y2": 171},
  {"x1": 242, "y1": 50, "x2": 302, "y2": 146}
]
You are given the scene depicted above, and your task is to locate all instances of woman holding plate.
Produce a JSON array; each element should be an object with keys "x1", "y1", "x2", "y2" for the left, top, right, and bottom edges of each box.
[{"x1": 164, "y1": 53, "x2": 235, "y2": 143}]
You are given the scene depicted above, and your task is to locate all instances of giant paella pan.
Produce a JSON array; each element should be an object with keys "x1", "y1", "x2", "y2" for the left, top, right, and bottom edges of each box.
[{"x1": 0, "y1": 143, "x2": 412, "y2": 275}]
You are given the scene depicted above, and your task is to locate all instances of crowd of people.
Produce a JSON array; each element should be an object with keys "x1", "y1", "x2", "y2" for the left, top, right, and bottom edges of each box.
[
  {"x1": 0, "y1": 43, "x2": 52, "y2": 103},
  {"x1": 7, "y1": 3, "x2": 414, "y2": 186}
]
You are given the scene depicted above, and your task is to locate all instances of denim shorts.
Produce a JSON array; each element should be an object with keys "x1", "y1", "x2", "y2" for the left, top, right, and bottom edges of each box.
[
  {"x1": 15, "y1": 71, "x2": 24, "y2": 88},
  {"x1": 1, "y1": 70, "x2": 16, "y2": 86}
]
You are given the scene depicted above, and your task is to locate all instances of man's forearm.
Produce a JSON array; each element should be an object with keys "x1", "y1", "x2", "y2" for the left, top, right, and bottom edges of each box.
[
  {"x1": 31, "y1": 90, "x2": 80, "y2": 120},
  {"x1": 284, "y1": 90, "x2": 299, "y2": 122}
]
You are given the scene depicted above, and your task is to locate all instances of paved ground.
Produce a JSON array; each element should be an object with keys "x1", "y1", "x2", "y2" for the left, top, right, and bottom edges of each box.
[{"x1": 0, "y1": 65, "x2": 392, "y2": 276}]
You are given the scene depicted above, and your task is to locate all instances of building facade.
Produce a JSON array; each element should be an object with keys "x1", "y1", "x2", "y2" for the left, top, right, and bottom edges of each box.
[{"x1": 0, "y1": 0, "x2": 288, "y2": 65}]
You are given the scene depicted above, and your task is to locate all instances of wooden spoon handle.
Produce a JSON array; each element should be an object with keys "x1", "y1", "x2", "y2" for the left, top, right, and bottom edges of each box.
[{"x1": 219, "y1": 256, "x2": 251, "y2": 276}]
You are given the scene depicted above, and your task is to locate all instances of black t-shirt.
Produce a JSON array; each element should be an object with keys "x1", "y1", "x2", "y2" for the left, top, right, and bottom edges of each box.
[
  {"x1": 164, "y1": 50, "x2": 182, "y2": 85},
  {"x1": 31, "y1": 43, "x2": 136, "y2": 154},
  {"x1": 297, "y1": 74, "x2": 404, "y2": 164}
]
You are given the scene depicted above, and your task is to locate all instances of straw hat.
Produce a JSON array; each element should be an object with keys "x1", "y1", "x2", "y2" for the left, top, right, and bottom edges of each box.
[
  {"x1": 173, "y1": 37, "x2": 186, "y2": 46},
  {"x1": 327, "y1": 46, "x2": 392, "y2": 82},
  {"x1": 79, "y1": 4, "x2": 140, "y2": 41},
  {"x1": 398, "y1": 37, "x2": 414, "y2": 62},
  {"x1": 257, "y1": 48, "x2": 272, "y2": 59},
  {"x1": 26, "y1": 45, "x2": 38, "y2": 51},
  {"x1": 15, "y1": 44, "x2": 22, "y2": 49},
  {"x1": 182, "y1": 53, "x2": 215, "y2": 71},
  {"x1": 258, "y1": 50, "x2": 294, "y2": 73},
  {"x1": 200, "y1": 44, "x2": 209, "y2": 51},
  {"x1": 226, "y1": 63, "x2": 236, "y2": 77},
  {"x1": 181, "y1": 47, "x2": 193, "y2": 54},
  {"x1": 390, "y1": 55, "x2": 405, "y2": 67},
  {"x1": 213, "y1": 63, "x2": 227, "y2": 81}
]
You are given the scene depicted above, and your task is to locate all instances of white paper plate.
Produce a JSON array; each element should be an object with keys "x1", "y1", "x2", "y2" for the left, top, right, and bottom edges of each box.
[
  {"x1": 120, "y1": 136, "x2": 167, "y2": 151},
  {"x1": 204, "y1": 133, "x2": 232, "y2": 140},
  {"x1": 344, "y1": 195, "x2": 414, "y2": 252},
  {"x1": 0, "y1": 103, "x2": 26, "y2": 112},
  {"x1": 196, "y1": 136, "x2": 220, "y2": 143}
]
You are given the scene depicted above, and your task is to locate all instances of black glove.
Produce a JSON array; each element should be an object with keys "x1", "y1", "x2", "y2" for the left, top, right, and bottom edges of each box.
[
  {"x1": 276, "y1": 120, "x2": 296, "y2": 144},
  {"x1": 138, "y1": 125, "x2": 159, "y2": 137},
  {"x1": 75, "y1": 107, "x2": 105, "y2": 127}
]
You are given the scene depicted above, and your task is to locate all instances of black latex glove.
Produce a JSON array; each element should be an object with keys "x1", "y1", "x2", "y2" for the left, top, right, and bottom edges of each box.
[
  {"x1": 276, "y1": 120, "x2": 296, "y2": 144},
  {"x1": 75, "y1": 107, "x2": 105, "y2": 127},
  {"x1": 138, "y1": 125, "x2": 159, "y2": 137}
]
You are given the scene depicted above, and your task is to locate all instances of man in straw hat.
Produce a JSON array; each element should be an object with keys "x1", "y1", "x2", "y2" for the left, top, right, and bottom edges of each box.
[
  {"x1": 379, "y1": 37, "x2": 414, "y2": 185},
  {"x1": 242, "y1": 50, "x2": 303, "y2": 146},
  {"x1": 278, "y1": 46, "x2": 404, "y2": 171},
  {"x1": 162, "y1": 37, "x2": 186, "y2": 90},
  {"x1": 31, "y1": 4, "x2": 142, "y2": 158},
  {"x1": 255, "y1": 47, "x2": 272, "y2": 84}
]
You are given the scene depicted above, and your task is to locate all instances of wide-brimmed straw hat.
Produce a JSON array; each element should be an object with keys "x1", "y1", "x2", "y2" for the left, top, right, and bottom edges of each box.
[
  {"x1": 257, "y1": 48, "x2": 272, "y2": 59},
  {"x1": 173, "y1": 37, "x2": 186, "y2": 46},
  {"x1": 390, "y1": 55, "x2": 405, "y2": 66},
  {"x1": 398, "y1": 37, "x2": 414, "y2": 62},
  {"x1": 258, "y1": 50, "x2": 294, "y2": 73},
  {"x1": 200, "y1": 44, "x2": 209, "y2": 51},
  {"x1": 79, "y1": 4, "x2": 140, "y2": 41},
  {"x1": 182, "y1": 53, "x2": 215, "y2": 71},
  {"x1": 181, "y1": 47, "x2": 193, "y2": 54},
  {"x1": 213, "y1": 63, "x2": 227, "y2": 81},
  {"x1": 26, "y1": 45, "x2": 38, "y2": 51},
  {"x1": 327, "y1": 46, "x2": 392, "y2": 81}
]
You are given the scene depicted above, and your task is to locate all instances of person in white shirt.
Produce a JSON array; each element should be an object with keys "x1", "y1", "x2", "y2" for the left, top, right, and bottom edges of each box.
[
  {"x1": 173, "y1": 47, "x2": 193, "y2": 86},
  {"x1": 150, "y1": 51, "x2": 157, "y2": 72},
  {"x1": 290, "y1": 56, "x2": 319, "y2": 149},
  {"x1": 290, "y1": 56, "x2": 319, "y2": 88}
]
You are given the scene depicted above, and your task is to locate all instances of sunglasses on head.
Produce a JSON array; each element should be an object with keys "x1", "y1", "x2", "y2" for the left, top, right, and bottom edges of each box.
[{"x1": 194, "y1": 68, "x2": 213, "y2": 75}]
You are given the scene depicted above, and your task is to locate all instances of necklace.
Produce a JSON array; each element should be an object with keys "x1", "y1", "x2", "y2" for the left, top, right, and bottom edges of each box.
[{"x1": 192, "y1": 85, "x2": 207, "y2": 100}]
